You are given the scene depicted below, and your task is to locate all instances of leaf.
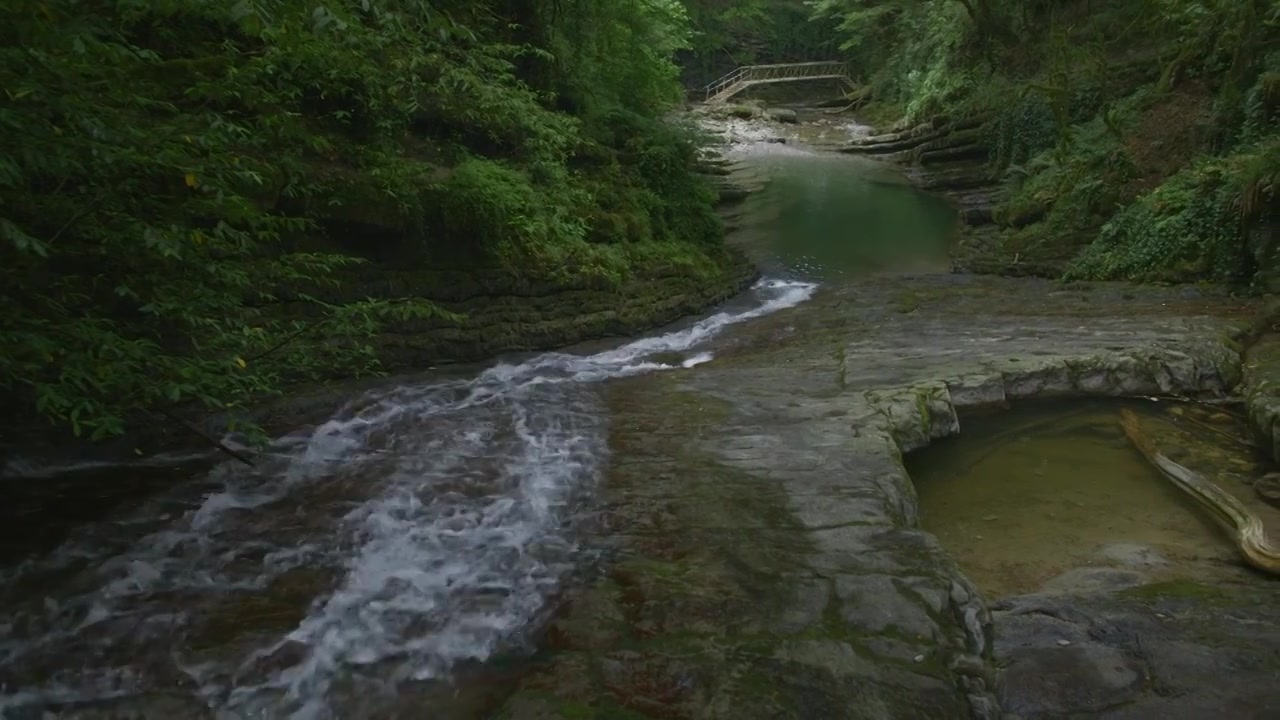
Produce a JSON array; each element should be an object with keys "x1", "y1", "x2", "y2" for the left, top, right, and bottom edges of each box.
[
  {"x1": 235, "y1": 356, "x2": 247, "y2": 368},
  {"x1": 185, "y1": 173, "x2": 199, "y2": 188},
  {"x1": 1, "y1": 218, "x2": 50, "y2": 257}
]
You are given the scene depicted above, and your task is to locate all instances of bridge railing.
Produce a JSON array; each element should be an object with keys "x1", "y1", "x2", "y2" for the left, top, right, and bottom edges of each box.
[
  {"x1": 702, "y1": 67, "x2": 751, "y2": 102},
  {"x1": 701, "y1": 61, "x2": 849, "y2": 101}
]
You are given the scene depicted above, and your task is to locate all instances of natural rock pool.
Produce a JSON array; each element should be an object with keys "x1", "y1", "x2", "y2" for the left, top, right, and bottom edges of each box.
[
  {"x1": 3, "y1": 116, "x2": 1277, "y2": 719},
  {"x1": 909, "y1": 398, "x2": 1280, "y2": 598}
]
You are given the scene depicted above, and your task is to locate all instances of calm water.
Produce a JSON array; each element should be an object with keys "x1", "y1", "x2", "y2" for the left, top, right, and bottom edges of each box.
[
  {"x1": 727, "y1": 145, "x2": 956, "y2": 280},
  {"x1": 908, "y1": 399, "x2": 1277, "y2": 598}
]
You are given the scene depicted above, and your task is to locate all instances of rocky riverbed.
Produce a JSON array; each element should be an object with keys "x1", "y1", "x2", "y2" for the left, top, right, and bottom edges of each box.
[
  {"x1": 492, "y1": 266, "x2": 1279, "y2": 718},
  {"x1": 7, "y1": 108, "x2": 1280, "y2": 720}
]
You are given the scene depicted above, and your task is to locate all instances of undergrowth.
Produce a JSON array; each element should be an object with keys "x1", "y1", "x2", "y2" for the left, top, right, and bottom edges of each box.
[
  {"x1": 812, "y1": 0, "x2": 1279, "y2": 285},
  {"x1": 0, "y1": 0, "x2": 727, "y2": 443}
]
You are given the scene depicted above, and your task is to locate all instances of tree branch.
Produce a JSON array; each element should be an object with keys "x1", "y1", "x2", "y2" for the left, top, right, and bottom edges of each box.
[{"x1": 157, "y1": 408, "x2": 255, "y2": 467}]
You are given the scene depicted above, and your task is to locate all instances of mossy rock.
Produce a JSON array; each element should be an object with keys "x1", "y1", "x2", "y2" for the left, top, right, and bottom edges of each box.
[
  {"x1": 290, "y1": 248, "x2": 759, "y2": 370},
  {"x1": 1118, "y1": 579, "x2": 1231, "y2": 603}
]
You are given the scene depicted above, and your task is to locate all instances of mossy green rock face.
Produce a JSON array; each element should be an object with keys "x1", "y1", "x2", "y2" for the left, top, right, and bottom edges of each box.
[
  {"x1": 294, "y1": 249, "x2": 758, "y2": 372},
  {"x1": 1242, "y1": 333, "x2": 1280, "y2": 463}
]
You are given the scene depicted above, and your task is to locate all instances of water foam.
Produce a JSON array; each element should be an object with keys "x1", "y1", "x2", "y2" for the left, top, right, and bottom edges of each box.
[{"x1": 0, "y1": 278, "x2": 815, "y2": 719}]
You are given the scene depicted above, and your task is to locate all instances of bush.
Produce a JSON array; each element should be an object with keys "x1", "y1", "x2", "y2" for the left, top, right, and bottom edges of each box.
[
  {"x1": 0, "y1": 0, "x2": 727, "y2": 442},
  {"x1": 1064, "y1": 155, "x2": 1254, "y2": 281}
]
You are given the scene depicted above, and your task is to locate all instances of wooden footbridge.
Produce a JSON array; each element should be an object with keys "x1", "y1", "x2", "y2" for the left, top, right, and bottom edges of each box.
[{"x1": 700, "y1": 61, "x2": 854, "y2": 104}]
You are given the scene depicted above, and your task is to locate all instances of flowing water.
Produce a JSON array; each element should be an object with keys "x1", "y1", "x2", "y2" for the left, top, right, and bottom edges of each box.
[
  {"x1": 0, "y1": 127, "x2": 960, "y2": 718},
  {"x1": 0, "y1": 280, "x2": 817, "y2": 718}
]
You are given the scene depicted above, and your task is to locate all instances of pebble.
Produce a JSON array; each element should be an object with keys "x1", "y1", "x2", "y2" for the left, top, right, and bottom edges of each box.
[
  {"x1": 913, "y1": 654, "x2": 925, "y2": 663},
  {"x1": 982, "y1": 514, "x2": 999, "y2": 522},
  {"x1": 1056, "y1": 639, "x2": 1071, "y2": 646}
]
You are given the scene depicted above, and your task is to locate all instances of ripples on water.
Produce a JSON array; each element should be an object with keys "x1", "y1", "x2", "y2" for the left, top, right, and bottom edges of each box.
[{"x1": 0, "y1": 279, "x2": 815, "y2": 719}]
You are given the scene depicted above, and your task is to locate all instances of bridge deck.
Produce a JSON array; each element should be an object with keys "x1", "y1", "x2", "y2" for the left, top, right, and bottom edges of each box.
[
  {"x1": 734, "y1": 74, "x2": 849, "y2": 87},
  {"x1": 702, "y1": 62, "x2": 854, "y2": 104}
]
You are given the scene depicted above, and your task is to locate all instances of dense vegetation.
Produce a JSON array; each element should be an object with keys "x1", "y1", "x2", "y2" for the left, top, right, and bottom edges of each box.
[
  {"x1": 1, "y1": 0, "x2": 730, "y2": 445},
  {"x1": 679, "y1": 0, "x2": 836, "y2": 85},
  {"x1": 810, "y1": 0, "x2": 1278, "y2": 283},
  {"x1": 6, "y1": 0, "x2": 1275, "y2": 451}
]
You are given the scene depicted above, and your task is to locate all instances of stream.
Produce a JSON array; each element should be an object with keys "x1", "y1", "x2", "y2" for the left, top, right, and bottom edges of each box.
[
  {"x1": 717, "y1": 124, "x2": 955, "y2": 279},
  {"x1": 0, "y1": 127, "x2": 958, "y2": 718}
]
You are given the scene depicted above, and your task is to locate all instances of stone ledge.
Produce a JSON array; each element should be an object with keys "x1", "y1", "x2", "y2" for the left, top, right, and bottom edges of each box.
[
  {"x1": 495, "y1": 277, "x2": 1256, "y2": 720},
  {"x1": 850, "y1": 338, "x2": 1243, "y2": 719},
  {"x1": 867, "y1": 344, "x2": 1239, "y2": 455},
  {"x1": 1242, "y1": 333, "x2": 1280, "y2": 462}
]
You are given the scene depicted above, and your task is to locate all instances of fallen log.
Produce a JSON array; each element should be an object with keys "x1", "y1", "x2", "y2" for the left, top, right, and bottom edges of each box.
[{"x1": 1119, "y1": 408, "x2": 1279, "y2": 576}]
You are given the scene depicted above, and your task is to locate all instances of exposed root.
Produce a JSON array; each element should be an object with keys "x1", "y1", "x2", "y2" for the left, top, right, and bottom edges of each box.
[{"x1": 1119, "y1": 408, "x2": 1280, "y2": 576}]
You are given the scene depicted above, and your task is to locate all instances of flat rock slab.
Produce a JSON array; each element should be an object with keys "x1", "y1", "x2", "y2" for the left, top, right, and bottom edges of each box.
[
  {"x1": 496, "y1": 275, "x2": 1264, "y2": 719},
  {"x1": 993, "y1": 582, "x2": 1280, "y2": 719}
]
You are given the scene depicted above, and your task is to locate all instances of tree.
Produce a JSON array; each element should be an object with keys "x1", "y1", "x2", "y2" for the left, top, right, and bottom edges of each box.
[{"x1": 0, "y1": 0, "x2": 723, "y2": 447}]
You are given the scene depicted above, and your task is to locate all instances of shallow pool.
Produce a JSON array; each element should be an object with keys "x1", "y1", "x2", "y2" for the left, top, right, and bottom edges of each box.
[{"x1": 908, "y1": 398, "x2": 1278, "y2": 598}]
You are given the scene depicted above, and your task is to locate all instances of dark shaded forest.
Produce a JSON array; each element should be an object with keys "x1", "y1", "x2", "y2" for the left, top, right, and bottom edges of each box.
[
  {"x1": 2, "y1": 0, "x2": 1276, "y2": 449},
  {"x1": 1, "y1": 0, "x2": 731, "y2": 446},
  {"x1": 686, "y1": 0, "x2": 1277, "y2": 281}
]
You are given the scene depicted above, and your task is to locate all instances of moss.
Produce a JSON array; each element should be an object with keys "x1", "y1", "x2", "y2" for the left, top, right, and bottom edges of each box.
[
  {"x1": 1119, "y1": 579, "x2": 1232, "y2": 603},
  {"x1": 270, "y1": 247, "x2": 757, "y2": 372},
  {"x1": 892, "y1": 290, "x2": 922, "y2": 314},
  {"x1": 1220, "y1": 332, "x2": 1246, "y2": 356},
  {"x1": 915, "y1": 391, "x2": 934, "y2": 437},
  {"x1": 560, "y1": 700, "x2": 652, "y2": 720},
  {"x1": 855, "y1": 100, "x2": 908, "y2": 129}
]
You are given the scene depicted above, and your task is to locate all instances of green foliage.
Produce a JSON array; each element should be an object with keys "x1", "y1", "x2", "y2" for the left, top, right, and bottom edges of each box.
[
  {"x1": 811, "y1": 0, "x2": 1019, "y2": 120},
  {"x1": 551, "y1": 0, "x2": 694, "y2": 114},
  {"x1": 813, "y1": 0, "x2": 1277, "y2": 284},
  {"x1": 680, "y1": 0, "x2": 837, "y2": 84},
  {"x1": 995, "y1": 114, "x2": 1138, "y2": 254},
  {"x1": 1060, "y1": 41, "x2": 1278, "y2": 282},
  {"x1": 1, "y1": 0, "x2": 723, "y2": 444},
  {"x1": 985, "y1": 91, "x2": 1059, "y2": 168},
  {"x1": 1064, "y1": 151, "x2": 1259, "y2": 282}
]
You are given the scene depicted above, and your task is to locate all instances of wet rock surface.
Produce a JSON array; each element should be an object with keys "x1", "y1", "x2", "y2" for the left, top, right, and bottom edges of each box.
[
  {"x1": 1243, "y1": 332, "x2": 1280, "y2": 465},
  {"x1": 496, "y1": 274, "x2": 1268, "y2": 718},
  {"x1": 910, "y1": 392, "x2": 1280, "y2": 719},
  {"x1": 11, "y1": 100, "x2": 1277, "y2": 718},
  {"x1": 993, "y1": 582, "x2": 1280, "y2": 719}
]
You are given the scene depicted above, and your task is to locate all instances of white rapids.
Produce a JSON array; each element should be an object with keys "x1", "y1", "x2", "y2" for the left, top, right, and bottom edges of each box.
[{"x1": 0, "y1": 278, "x2": 815, "y2": 719}]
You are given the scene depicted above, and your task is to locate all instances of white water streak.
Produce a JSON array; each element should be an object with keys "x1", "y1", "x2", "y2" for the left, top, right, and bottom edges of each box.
[{"x1": 0, "y1": 279, "x2": 815, "y2": 719}]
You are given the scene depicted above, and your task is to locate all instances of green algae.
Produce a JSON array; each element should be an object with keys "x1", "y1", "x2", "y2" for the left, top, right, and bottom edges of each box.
[{"x1": 1118, "y1": 579, "x2": 1233, "y2": 603}]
